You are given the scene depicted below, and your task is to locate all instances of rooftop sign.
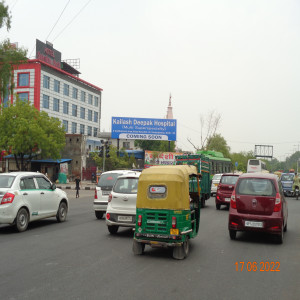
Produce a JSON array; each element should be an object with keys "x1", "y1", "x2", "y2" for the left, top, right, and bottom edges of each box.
[
  {"x1": 36, "y1": 39, "x2": 61, "y2": 68},
  {"x1": 111, "y1": 117, "x2": 177, "y2": 141}
]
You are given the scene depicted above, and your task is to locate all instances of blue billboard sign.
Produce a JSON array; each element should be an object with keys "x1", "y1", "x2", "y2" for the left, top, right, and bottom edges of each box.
[{"x1": 111, "y1": 117, "x2": 177, "y2": 141}]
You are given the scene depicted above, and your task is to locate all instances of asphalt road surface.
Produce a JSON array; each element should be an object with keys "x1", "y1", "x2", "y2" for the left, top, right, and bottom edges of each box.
[{"x1": 1, "y1": 190, "x2": 299, "y2": 300}]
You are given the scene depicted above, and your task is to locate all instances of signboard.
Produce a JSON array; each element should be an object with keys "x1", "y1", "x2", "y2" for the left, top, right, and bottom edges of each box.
[
  {"x1": 36, "y1": 39, "x2": 61, "y2": 69},
  {"x1": 60, "y1": 163, "x2": 68, "y2": 174},
  {"x1": 111, "y1": 117, "x2": 177, "y2": 141},
  {"x1": 144, "y1": 151, "x2": 183, "y2": 168}
]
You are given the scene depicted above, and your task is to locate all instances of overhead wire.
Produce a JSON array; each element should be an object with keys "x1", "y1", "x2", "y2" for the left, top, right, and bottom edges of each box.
[
  {"x1": 52, "y1": 0, "x2": 92, "y2": 42},
  {"x1": 45, "y1": 0, "x2": 71, "y2": 41}
]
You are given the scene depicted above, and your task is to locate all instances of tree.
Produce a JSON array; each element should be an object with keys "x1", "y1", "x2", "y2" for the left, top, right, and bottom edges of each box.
[
  {"x1": 134, "y1": 140, "x2": 175, "y2": 152},
  {"x1": 0, "y1": 1, "x2": 28, "y2": 100},
  {"x1": 229, "y1": 151, "x2": 255, "y2": 172},
  {"x1": 206, "y1": 133, "x2": 230, "y2": 158},
  {"x1": 0, "y1": 100, "x2": 66, "y2": 170},
  {"x1": 187, "y1": 110, "x2": 221, "y2": 151},
  {"x1": 92, "y1": 145, "x2": 136, "y2": 171}
]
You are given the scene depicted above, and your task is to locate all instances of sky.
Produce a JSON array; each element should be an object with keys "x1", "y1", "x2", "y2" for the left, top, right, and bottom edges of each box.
[{"x1": 2, "y1": 0, "x2": 300, "y2": 161}]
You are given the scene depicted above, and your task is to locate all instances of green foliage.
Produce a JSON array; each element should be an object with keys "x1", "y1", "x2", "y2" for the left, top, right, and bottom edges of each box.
[
  {"x1": 0, "y1": 100, "x2": 66, "y2": 170},
  {"x1": 0, "y1": 2, "x2": 28, "y2": 99},
  {"x1": 206, "y1": 134, "x2": 230, "y2": 158},
  {"x1": 134, "y1": 140, "x2": 175, "y2": 152},
  {"x1": 229, "y1": 151, "x2": 255, "y2": 172},
  {"x1": 0, "y1": 1, "x2": 11, "y2": 30},
  {"x1": 91, "y1": 145, "x2": 137, "y2": 171}
]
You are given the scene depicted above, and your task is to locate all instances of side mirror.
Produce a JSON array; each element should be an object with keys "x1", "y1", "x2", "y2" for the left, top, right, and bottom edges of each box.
[{"x1": 51, "y1": 183, "x2": 56, "y2": 190}]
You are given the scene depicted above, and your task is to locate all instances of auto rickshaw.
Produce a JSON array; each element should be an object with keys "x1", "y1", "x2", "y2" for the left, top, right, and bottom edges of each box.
[{"x1": 132, "y1": 165, "x2": 201, "y2": 260}]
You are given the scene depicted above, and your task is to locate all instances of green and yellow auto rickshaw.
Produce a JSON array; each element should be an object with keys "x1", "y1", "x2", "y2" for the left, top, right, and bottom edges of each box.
[{"x1": 132, "y1": 165, "x2": 201, "y2": 259}]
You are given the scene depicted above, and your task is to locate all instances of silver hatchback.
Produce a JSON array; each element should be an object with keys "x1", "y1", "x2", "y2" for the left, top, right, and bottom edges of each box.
[{"x1": 105, "y1": 172, "x2": 141, "y2": 234}]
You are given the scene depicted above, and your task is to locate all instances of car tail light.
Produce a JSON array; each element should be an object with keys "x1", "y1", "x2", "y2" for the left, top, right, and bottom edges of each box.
[
  {"x1": 1, "y1": 192, "x2": 15, "y2": 205},
  {"x1": 106, "y1": 213, "x2": 110, "y2": 220},
  {"x1": 230, "y1": 191, "x2": 236, "y2": 209},
  {"x1": 274, "y1": 193, "x2": 282, "y2": 212},
  {"x1": 94, "y1": 189, "x2": 98, "y2": 199},
  {"x1": 138, "y1": 215, "x2": 142, "y2": 226},
  {"x1": 231, "y1": 221, "x2": 238, "y2": 226},
  {"x1": 216, "y1": 195, "x2": 220, "y2": 200},
  {"x1": 108, "y1": 194, "x2": 112, "y2": 203},
  {"x1": 172, "y1": 216, "x2": 177, "y2": 229}
]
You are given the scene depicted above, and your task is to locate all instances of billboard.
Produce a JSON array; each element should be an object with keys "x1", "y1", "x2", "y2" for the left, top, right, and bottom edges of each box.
[
  {"x1": 36, "y1": 39, "x2": 61, "y2": 69},
  {"x1": 144, "y1": 151, "x2": 183, "y2": 168},
  {"x1": 111, "y1": 117, "x2": 177, "y2": 141}
]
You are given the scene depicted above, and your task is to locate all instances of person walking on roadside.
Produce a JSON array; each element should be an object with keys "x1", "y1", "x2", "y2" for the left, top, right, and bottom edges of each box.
[{"x1": 75, "y1": 176, "x2": 82, "y2": 198}]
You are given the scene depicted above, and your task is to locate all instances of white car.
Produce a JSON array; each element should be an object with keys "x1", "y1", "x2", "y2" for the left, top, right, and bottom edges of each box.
[
  {"x1": 106, "y1": 172, "x2": 141, "y2": 234},
  {"x1": 93, "y1": 170, "x2": 137, "y2": 219},
  {"x1": 211, "y1": 173, "x2": 223, "y2": 196},
  {"x1": 0, "y1": 172, "x2": 68, "y2": 232}
]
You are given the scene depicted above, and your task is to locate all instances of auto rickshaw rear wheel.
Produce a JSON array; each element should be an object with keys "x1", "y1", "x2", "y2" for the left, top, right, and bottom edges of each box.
[
  {"x1": 133, "y1": 239, "x2": 145, "y2": 255},
  {"x1": 173, "y1": 237, "x2": 189, "y2": 260}
]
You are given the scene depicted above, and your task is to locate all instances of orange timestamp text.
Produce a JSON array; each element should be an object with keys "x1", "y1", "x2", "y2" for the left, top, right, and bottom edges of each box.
[{"x1": 235, "y1": 261, "x2": 280, "y2": 272}]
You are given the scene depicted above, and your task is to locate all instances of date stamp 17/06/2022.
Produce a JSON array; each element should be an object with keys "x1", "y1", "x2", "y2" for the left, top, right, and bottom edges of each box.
[{"x1": 235, "y1": 262, "x2": 280, "y2": 272}]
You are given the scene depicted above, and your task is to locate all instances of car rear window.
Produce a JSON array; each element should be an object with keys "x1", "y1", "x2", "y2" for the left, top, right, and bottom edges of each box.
[
  {"x1": 113, "y1": 178, "x2": 139, "y2": 194},
  {"x1": 220, "y1": 175, "x2": 238, "y2": 185},
  {"x1": 236, "y1": 178, "x2": 276, "y2": 196},
  {"x1": 281, "y1": 174, "x2": 294, "y2": 181},
  {"x1": 213, "y1": 174, "x2": 222, "y2": 180},
  {"x1": 0, "y1": 175, "x2": 15, "y2": 188},
  {"x1": 98, "y1": 173, "x2": 122, "y2": 187}
]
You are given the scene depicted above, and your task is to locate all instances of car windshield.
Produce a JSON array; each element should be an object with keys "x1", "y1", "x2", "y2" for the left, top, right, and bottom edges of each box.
[
  {"x1": 281, "y1": 174, "x2": 294, "y2": 181},
  {"x1": 213, "y1": 174, "x2": 222, "y2": 180},
  {"x1": 237, "y1": 178, "x2": 276, "y2": 196},
  {"x1": 113, "y1": 178, "x2": 139, "y2": 194},
  {"x1": 98, "y1": 173, "x2": 122, "y2": 187},
  {"x1": 0, "y1": 175, "x2": 15, "y2": 188},
  {"x1": 220, "y1": 175, "x2": 238, "y2": 185}
]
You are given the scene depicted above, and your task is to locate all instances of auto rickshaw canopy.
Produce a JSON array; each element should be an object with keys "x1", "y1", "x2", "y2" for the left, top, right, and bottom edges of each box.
[{"x1": 136, "y1": 165, "x2": 198, "y2": 210}]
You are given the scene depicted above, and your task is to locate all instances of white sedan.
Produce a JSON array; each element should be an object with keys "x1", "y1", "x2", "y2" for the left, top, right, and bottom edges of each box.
[{"x1": 0, "y1": 172, "x2": 69, "y2": 232}]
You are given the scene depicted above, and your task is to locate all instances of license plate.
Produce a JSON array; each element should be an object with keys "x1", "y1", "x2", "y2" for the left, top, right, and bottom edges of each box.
[
  {"x1": 214, "y1": 183, "x2": 218, "y2": 186},
  {"x1": 245, "y1": 221, "x2": 263, "y2": 228},
  {"x1": 102, "y1": 191, "x2": 110, "y2": 195},
  {"x1": 225, "y1": 198, "x2": 231, "y2": 202},
  {"x1": 118, "y1": 216, "x2": 132, "y2": 222}
]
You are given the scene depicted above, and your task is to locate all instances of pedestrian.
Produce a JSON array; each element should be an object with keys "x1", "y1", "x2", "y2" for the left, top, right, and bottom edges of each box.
[{"x1": 75, "y1": 176, "x2": 81, "y2": 198}]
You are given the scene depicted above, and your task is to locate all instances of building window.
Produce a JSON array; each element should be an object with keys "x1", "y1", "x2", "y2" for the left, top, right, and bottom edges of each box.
[
  {"x1": 18, "y1": 73, "x2": 29, "y2": 87},
  {"x1": 43, "y1": 94, "x2": 49, "y2": 109},
  {"x1": 88, "y1": 94, "x2": 93, "y2": 105},
  {"x1": 43, "y1": 75, "x2": 50, "y2": 89},
  {"x1": 94, "y1": 96, "x2": 99, "y2": 107},
  {"x1": 72, "y1": 104, "x2": 77, "y2": 117},
  {"x1": 88, "y1": 109, "x2": 92, "y2": 121},
  {"x1": 64, "y1": 83, "x2": 69, "y2": 96},
  {"x1": 54, "y1": 80, "x2": 60, "y2": 93},
  {"x1": 81, "y1": 91, "x2": 86, "y2": 102},
  {"x1": 63, "y1": 101, "x2": 69, "y2": 114},
  {"x1": 80, "y1": 107, "x2": 85, "y2": 119},
  {"x1": 93, "y1": 127, "x2": 98, "y2": 137},
  {"x1": 53, "y1": 98, "x2": 59, "y2": 112},
  {"x1": 123, "y1": 142, "x2": 130, "y2": 149},
  {"x1": 80, "y1": 124, "x2": 85, "y2": 134},
  {"x1": 72, "y1": 87, "x2": 78, "y2": 99},
  {"x1": 62, "y1": 120, "x2": 68, "y2": 132},
  {"x1": 87, "y1": 126, "x2": 92, "y2": 136},
  {"x1": 94, "y1": 111, "x2": 98, "y2": 123},
  {"x1": 72, "y1": 122, "x2": 77, "y2": 134},
  {"x1": 17, "y1": 92, "x2": 29, "y2": 102}
]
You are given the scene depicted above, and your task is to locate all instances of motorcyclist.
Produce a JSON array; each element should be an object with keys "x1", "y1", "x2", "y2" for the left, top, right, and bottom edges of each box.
[{"x1": 292, "y1": 172, "x2": 300, "y2": 194}]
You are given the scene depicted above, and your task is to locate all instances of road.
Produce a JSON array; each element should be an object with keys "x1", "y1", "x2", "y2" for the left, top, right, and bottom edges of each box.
[{"x1": 1, "y1": 190, "x2": 299, "y2": 300}]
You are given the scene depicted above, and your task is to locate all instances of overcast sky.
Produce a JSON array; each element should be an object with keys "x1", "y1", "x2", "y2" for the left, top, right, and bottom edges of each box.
[{"x1": 3, "y1": 0, "x2": 300, "y2": 160}]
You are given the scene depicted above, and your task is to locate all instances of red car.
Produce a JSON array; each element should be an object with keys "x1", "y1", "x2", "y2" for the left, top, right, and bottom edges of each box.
[
  {"x1": 215, "y1": 174, "x2": 239, "y2": 210},
  {"x1": 228, "y1": 173, "x2": 288, "y2": 243}
]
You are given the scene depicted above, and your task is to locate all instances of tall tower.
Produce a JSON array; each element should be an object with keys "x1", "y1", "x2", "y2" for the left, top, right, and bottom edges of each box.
[{"x1": 166, "y1": 93, "x2": 173, "y2": 119}]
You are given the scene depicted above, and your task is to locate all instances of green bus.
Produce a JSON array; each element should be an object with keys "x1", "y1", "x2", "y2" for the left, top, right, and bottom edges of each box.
[{"x1": 196, "y1": 150, "x2": 232, "y2": 177}]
